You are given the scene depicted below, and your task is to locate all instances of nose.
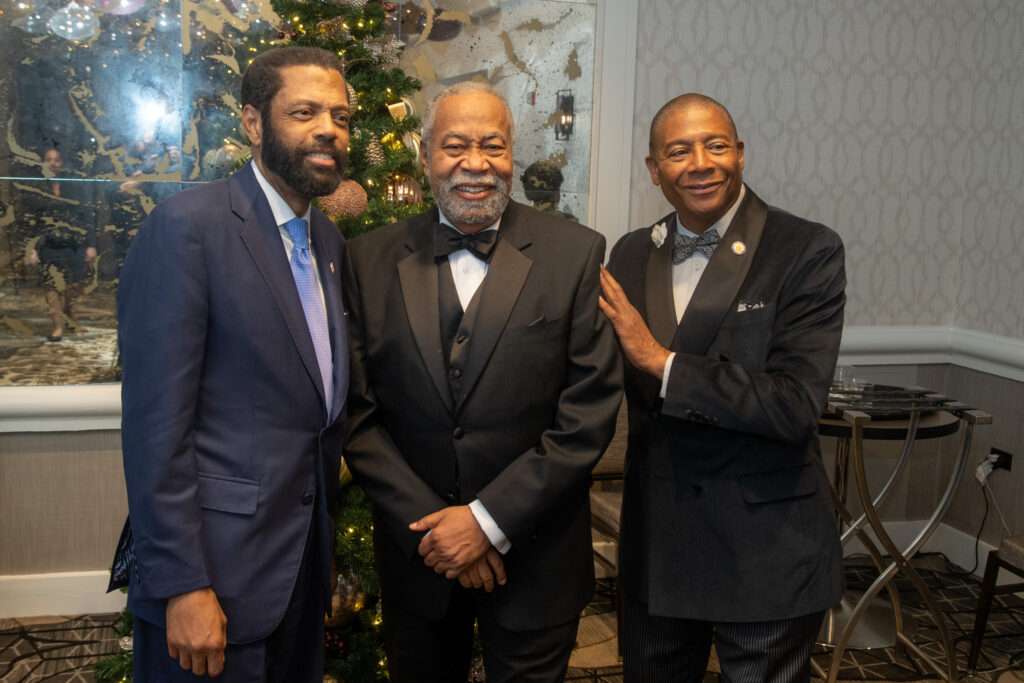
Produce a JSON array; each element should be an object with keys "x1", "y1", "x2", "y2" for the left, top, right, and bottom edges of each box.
[
  {"x1": 690, "y1": 145, "x2": 711, "y2": 172},
  {"x1": 461, "y1": 145, "x2": 488, "y2": 173},
  {"x1": 312, "y1": 111, "x2": 337, "y2": 141}
]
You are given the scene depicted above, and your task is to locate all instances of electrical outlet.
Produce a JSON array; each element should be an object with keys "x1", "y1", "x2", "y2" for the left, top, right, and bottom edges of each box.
[{"x1": 991, "y1": 448, "x2": 1013, "y2": 472}]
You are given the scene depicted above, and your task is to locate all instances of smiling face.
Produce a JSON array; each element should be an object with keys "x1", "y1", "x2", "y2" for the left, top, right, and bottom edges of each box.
[
  {"x1": 422, "y1": 90, "x2": 513, "y2": 234},
  {"x1": 646, "y1": 100, "x2": 745, "y2": 233},
  {"x1": 242, "y1": 64, "x2": 349, "y2": 212}
]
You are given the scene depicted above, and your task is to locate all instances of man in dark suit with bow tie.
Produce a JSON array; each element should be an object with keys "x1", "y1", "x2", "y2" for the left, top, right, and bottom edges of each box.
[
  {"x1": 599, "y1": 93, "x2": 845, "y2": 682},
  {"x1": 119, "y1": 47, "x2": 350, "y2": 681},
  {"x1": 342, "y1": 81, "x2": 622, "y2": 682}
]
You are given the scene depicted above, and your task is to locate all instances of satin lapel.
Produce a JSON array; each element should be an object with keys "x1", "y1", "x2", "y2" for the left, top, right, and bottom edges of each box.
[
  {"x1": 310, "y1": 211, "x2": 348, "y2": 424},
  {"x1": 456, "y1": 206, "x2": 533, "y2": 414},
  {"x1": 397, "y1": 215, "x2": 454, "y2": 414},
  {"x1": 670, "y1": 188, "x2": 768, "y2": 356},
  {"x1": 644, "y1": 212, "x2": 678, "y2": 348},
  {"x1": 231, "y1": 165, "x2": 326, "y2": 406}
]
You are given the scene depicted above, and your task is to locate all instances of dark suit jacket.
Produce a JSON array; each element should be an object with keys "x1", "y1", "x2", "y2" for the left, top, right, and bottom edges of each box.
[
  {"x1": 342, "y1": 200, "x2": 622, "y2": 631},
  {"x1": 607, "y1": 187, "x2": 845, "y2": 622},
  {"x1": 118, "y1": 163, "x2": 349, "y2": 644}
]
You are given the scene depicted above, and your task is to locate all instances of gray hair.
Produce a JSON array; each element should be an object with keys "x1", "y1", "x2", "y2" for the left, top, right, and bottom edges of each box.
[{"x1": 420, "y1": 81, "x2": 516, "y2": 152}]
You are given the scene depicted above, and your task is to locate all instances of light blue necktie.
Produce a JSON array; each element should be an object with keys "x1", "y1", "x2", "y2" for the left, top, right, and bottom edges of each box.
[{"x1": 283, "y1": 217, "x2": 333, "y2": 413}]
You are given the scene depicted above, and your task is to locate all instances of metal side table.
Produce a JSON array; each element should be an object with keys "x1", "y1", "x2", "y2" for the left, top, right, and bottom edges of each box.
[{"x1": 814, "y1": 385, "x2": 991, "y2": 683}]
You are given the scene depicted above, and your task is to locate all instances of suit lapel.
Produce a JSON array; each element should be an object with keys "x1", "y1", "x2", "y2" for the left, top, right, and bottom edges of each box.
[
  {"x1": 231, "y1": 164, "x2": 327, "y2": 409},
  {"x1": 644, "y1": 212, "x2": 678, "y2": 348},
  {"x1": 455, "y1": 205, "x2": 532, "y2": 413},
  {"x1": 397, "y1": 213, "x2": 455, "y2": 413},
  {"x1": 310, "y1": 211, "x2": 349, "y2": 424},
  {"x1": 670, "y1": 187, "x2": 768, "y2": 356}
]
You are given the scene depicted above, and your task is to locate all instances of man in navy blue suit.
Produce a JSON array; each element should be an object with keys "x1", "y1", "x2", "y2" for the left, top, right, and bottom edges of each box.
[{"x1": 118, "y1": 47, "x2": 350, "y2": 681}]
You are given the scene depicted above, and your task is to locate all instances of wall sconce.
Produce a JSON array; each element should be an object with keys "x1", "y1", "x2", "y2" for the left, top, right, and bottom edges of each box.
[{"x1": 555, "y1": 89, "x2": 574, "y2": 140}]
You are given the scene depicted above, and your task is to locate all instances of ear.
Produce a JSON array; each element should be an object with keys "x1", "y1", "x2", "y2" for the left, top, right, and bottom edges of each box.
[
  {"x1": 645, "y1": 155, "x2": 661, "y2": 186},
  {"x1": 241, "y1": 104, "x2": 263, "y2": 147},
  {"x1": 737, "y1": 140, "x2": 745, "y2": 172}
]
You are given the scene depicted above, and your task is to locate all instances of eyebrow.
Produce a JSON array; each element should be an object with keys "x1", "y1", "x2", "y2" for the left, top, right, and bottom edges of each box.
[{"x1": 285, "y1": 99, "x2": 349, "y2": 111}]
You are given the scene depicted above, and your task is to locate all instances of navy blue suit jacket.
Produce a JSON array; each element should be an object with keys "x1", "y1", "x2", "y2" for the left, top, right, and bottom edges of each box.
[{"x1": 118, "y1": 163, "x2": 348, "y2": 644}]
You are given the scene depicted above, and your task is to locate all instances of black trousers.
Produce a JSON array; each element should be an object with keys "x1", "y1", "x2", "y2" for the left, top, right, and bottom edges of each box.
[
  {"x1": 382, "y1": 584, "x2": 579, "y2": 683},
  {"x1": 622, "y1": 595, "x2": 824, "y2": 683},
  {"x1": 133, "y1": 522, "x2": 325, "y2": 683}
]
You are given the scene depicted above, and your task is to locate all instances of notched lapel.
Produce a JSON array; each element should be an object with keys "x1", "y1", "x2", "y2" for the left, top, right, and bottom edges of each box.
[
  {"x1": 645, "y1": 212, "x2": 678, "y2": 348},
  {"x1": 397, "y1": 228, "x2": 454, "y2": 413},
  {"x1": 231, "y1": 166, "x2": 327, "y2": 407},
  {"x1": 671, "y1": 188, "x2": 768, "y2": 356}
]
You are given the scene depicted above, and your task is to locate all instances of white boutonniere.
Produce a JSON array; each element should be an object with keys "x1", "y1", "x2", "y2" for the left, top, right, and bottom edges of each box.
[{"x1": 651, "y1": 221, "x2": 668, "y2": 248}]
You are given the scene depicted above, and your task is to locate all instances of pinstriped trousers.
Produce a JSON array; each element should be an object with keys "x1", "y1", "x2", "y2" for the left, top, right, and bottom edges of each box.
[{"x1": 623, "y1": 596, "x2": 825, "y2": 683}]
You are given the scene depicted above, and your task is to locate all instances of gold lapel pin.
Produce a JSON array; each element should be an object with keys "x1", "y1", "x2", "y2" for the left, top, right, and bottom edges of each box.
[
  {"x1": 731, "y1": 241, "x2": 746, "y2": 255},
  {"x1": 329, "y1": 261, "x2": 336, "y2": 273}
]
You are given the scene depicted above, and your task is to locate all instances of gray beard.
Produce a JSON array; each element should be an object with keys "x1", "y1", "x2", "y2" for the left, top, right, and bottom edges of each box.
[{"x1": 434, "y1": 173, "x2": 511, "y2": 229}]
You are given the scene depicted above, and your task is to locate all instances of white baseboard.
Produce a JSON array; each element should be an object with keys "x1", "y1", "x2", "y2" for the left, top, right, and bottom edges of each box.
[
  {"x1": 847, "y1": 520, "x2": 1021, "y2": 586},
  {"x1": 0, "y1": 570, "x2": 126, "y2": 619}
]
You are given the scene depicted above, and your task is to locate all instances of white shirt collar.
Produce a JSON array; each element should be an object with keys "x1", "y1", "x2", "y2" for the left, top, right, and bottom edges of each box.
[
  {"x1": 676, "y1": 184, "x2": 747, "y2": 238},
  {"x1": 250, "y1": 160, "x2": 312, "y2": 230},
  {"x1": 437, "y1": 207, "x2": 501, "y2": 235}
]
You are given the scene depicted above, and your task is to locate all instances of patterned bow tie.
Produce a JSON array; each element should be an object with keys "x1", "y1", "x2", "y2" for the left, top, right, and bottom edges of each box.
[
  {"x1": 433, "y1": 223, "x2": 499, "y2": 261},
  {"x1": 672, "y1": 228, "x2": 720, "y2": 264}
]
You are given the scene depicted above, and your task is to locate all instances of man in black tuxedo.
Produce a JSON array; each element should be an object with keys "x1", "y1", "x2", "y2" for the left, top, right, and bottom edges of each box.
[
  {"x1": 600, "y1": 93, "x2": 845, "y2": 682},
  {"x1": 343, "y1": 82, "x2": 622, "y2": 682}
]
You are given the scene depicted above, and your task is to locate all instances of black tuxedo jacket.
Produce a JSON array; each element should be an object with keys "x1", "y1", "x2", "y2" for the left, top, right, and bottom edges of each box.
[
  {"x1": 607, "y1": 187, "x2": 845, "y2": 621},
  {"x1": 119, "y1": 163, "x2": 348, "y2": 643},
  {"x1": 342, "y1": 201, "x2": 622, "y2": 631}
]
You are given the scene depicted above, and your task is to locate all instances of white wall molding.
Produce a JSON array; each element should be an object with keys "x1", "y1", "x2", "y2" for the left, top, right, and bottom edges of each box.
[
  {"x1": 840, "y1": 326, "x2": 1024, "y2": 382},
  {"x1": 0, "y1": 571, "x2": 126, "y2": 619},
  {"x1": 588, "y1": 0, "x2": 639, "y2": 247},
  {"x1": 0, "y1": 327, "x2": 1021, "y2": 433},
  {"x1": 0, "y1": 384, "x2": 121, "y2": 433}
]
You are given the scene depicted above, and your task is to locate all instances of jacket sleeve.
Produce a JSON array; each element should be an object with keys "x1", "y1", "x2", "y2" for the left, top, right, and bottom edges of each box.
[
  {"x1": 341, "y1": 246, "x2": 448, "y2": 558},
  {"x1": 661, "y1": 230, "x2": 846, "y2": 444},
  {"x1": 474, "y1": 234, "x2": 624, "y2": 547},
  {"x1": 118, "y1": 201, "x2": 211, "y2": 600}
]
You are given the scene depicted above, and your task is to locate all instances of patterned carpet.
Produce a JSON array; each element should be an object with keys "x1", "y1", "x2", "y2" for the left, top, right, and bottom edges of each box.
[{"x1": 2, "y1": 556, "x2": 1022, "y2": 682}]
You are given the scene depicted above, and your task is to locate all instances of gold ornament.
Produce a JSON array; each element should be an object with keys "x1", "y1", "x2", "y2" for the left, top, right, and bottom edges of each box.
[
  {"x1": 402, "y1": 131, "x2": 422, "y2": 163},
  {"x1": 365, "y1": 135, "x2": 386, "y2": 167},
  {"x1": 325, "y1": 572, "x2": 365, "y2": 627},
  {"x1": 346, "y1": 82, "x2": 358, "y2": 110},
  {"x1": 731, "y1": 240, "x2": 746, "y2": 255},
  {"x1": 316, "y1": 17, "x2": 352, "y2": 42},
  {"x1": 319, "y1": 180, "x2": 369, "y2": 220},
  {"x1": 385, "y1": 173, "x2": 423, "y2": 204},
  {"x1": 387, "y1": 99, "x2": 413, "y2": 122}
]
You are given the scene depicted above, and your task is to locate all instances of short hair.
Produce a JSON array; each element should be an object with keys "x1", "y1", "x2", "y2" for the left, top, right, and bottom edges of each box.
[
  {"x1": 648, "y1": 93, "x2": 738, "y2": 154},
  {"x1": 421, "y1": 81, "x2": 515, "y2": 151},
  {"x1": 520, "y1": 160, "x2": 564, "y2": 202},
  {"x1": 241, "y1": 46, "x2": 346, "y2": 114}
]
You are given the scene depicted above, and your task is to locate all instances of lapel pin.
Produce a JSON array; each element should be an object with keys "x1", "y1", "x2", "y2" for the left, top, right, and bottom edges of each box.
[
  {"x1": 731, "y1": 241, "x2": 746, "y2": 255},
  {"x1": 329, "y1": 261, "x2": 336, "y2": 273}
]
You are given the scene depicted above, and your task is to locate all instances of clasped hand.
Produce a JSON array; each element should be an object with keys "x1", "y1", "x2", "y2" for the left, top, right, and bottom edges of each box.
[{"x1": 409, "y1": 505, "x2": 507, "y2": 592}]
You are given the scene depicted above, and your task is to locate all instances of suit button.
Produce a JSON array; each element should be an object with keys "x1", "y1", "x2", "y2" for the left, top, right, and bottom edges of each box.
[
  {"x1": 302, "y1": 493, "x2": 314, "y2": 505},
  {"x1": 450, "y1": 368, "x2": 462, "y2": 379},
  {"x1": 456, "y1": 334, "x2": 468, "y2": 344},
  {"x1": 446, "y1": 491, "x2": 457, "y2": 503},
  {"x1": 453, "y1": 426, "x2": 465, "y2": 440}
]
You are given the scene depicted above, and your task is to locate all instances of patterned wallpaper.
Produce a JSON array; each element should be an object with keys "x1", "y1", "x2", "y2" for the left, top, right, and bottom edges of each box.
[{"x1": 628, "y1": 0, "x2": 1024, "y2": 337}]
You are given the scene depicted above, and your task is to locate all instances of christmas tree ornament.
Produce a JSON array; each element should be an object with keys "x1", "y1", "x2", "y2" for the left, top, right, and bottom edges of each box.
[
  {"x1": 47, "y1": 1, "x2": 100, "y2": 41},
  {"x1": 319, "y1": 180, "x2": 368, "y2": 220},
  {"x1": 346, "y1": 82, "x2": 358, "y2": 110},
  {"x1": 316, "y1": 16, "x2": 352, "y2": 43},
  {"x1": 332, "y1": 0, "x2": 368, "y2": 8},
  {"x1": 325, "y1": 572, "x2": 365, "y2": 627},
  {"x1": 366, "y1": 36, "x2": 404, "y2": 65},
  {"x1": 118, "y1": 635, "x2": 133, "y2": 652},
  {"x1": 402, "y1": 131, "x2": 422, "y2": 162},
  {"x1": 365, "y1": 135, "x2": 385, "y2": 167},
  {"x1": 385, "y1": 173, "x2": 422, "y2": 205}
]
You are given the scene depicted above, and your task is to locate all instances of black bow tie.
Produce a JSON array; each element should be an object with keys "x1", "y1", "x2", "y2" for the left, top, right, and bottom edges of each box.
[
  {"x1": 433, "y1": 223, "x2": 499, "y2": 261},
  {"x1": 672, "y1": 228, "x2": 720, "y2": 264}
]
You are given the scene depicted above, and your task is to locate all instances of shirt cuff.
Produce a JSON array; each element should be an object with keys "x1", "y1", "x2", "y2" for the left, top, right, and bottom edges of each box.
[
  {"x1": 659, "y1": 352, "x2": 676, "y2": 399},
  {"x1": 469, "y1": 499, "x2": 511, "y2": 554}
]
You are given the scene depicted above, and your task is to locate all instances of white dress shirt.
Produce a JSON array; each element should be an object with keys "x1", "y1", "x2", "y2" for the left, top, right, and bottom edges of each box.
[
  {"x1": 250, "y1": 161, "x2": 328, "y2": 312},
  {"x1": 436, "y1": 209, "x2": 511, "y2": 554},
  {"x1": 660, "y1": 185, "x2": 746, "y2": 397}
]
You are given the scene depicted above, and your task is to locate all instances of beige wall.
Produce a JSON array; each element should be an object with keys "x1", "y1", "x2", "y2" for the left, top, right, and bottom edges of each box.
[{"x1": 0, "y1": 430, "x2": 125, "y2": 574}]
